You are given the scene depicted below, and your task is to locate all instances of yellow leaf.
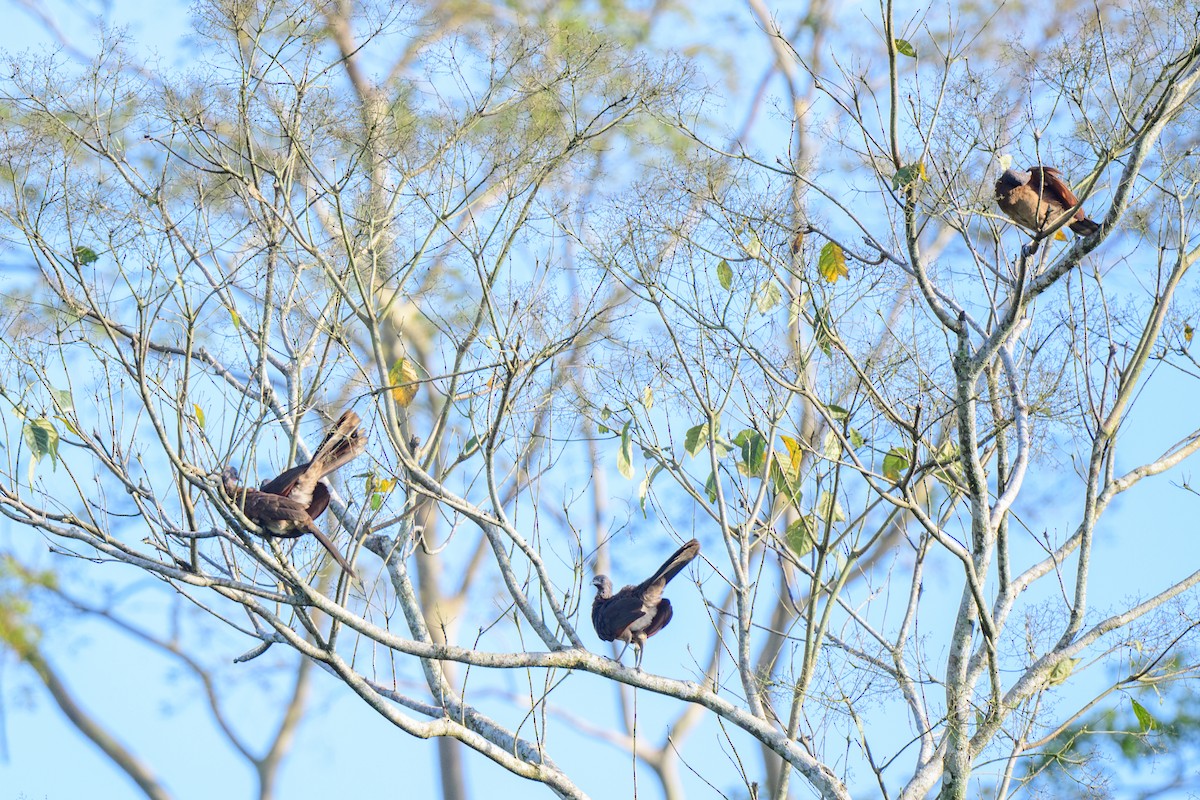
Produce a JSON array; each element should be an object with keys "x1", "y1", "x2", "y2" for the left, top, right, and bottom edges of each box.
[
  {"x1": 1184, "y1": 323, "x2": 1193, "y2": 344},
  {"x1": 1046, "y1": 657, "x2": 1080, "y2": 687},
  {"x1": 1053, "y1": 229, "x2": 1068, "y2": 241},
  {"x1": 193, "y1": 403, "x2": 206, "y2": 429},
  {"x1": 388, "y1": 357, "x2": 420, "y2": 408},
  {"x1": 817, "y1": 242, "x2": 849, "y2": 283},
  {"x1": 780, "y1": 435, "x2": 804, "y2": 474},
  {"x1": 790, "y1": 230, "x2": 805, "y2": 255}
]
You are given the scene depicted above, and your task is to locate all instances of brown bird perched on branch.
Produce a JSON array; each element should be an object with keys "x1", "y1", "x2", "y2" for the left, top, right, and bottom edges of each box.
[
  {"x1": 994, "y1": 166, "x2": 1100, "y2": 254},
  {"x1": 221, "y1": 411, "x2": 366, "y2": 578},
  {"x1": 591, "y1": 539, "x2": 701, "y2": 669}
]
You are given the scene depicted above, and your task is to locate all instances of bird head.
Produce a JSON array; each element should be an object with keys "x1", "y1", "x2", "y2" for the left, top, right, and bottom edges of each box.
[
  {"x1": 592, "y1": 574, "x2": 613, "y2": 597},
  {"x1": 219, "y1": 465, "x2": 241, "y2": 495},
  {"x1": 995, "y1": 168, "x2": 1031, "y2": 196}
]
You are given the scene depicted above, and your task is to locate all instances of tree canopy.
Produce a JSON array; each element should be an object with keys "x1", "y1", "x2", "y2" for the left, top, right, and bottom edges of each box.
[{"x1": 2, "y1": 1, "x2": 1200, "y2": 799}]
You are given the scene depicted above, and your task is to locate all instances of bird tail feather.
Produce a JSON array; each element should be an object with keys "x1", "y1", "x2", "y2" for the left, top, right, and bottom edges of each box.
[
  {"x1": 309, "y1": 525, "x2": 358, "y2": 579},
  {"x1": 289, "y1": 411, "x2": 366, "y2": 505},
  {"x1": 642, "y1": 539, "x2": 701, "y2": 589}
]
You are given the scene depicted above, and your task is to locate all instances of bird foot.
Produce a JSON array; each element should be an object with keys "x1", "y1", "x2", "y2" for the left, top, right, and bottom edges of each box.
[{"x1": 1020, "y1": 241, "x2": 1040, "y2": 258}]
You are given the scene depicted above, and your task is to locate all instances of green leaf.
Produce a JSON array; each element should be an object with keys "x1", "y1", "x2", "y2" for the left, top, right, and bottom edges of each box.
[
  {"x1": 813, "y1": 306, "x2": 834, "y2": 356},
  {"x1": 704, "y1": 471, "x2": 718, "y2": 503},
  {"x1": 933, "y1": 441, "x2": 964, "y2": 488},
  {"x1": 685, "y1": 417, "x2": 721, "y2": 458},
  {"x1": 788, "y1": 295, "x2": 804, "y2": 330},
  {"x1": 826, "y1": 404, "x2": 849, "y2": 422},
  {"x1": 847, "y1": 428, "x2": 865, "y2": 449},
  {"x1": 822, "y1": 430, "x2": 842, "y2": 460},
  {"x1": 744, "y1": 233, "x2": 762, "y2": 259},
  {"x1": 892, "y1": 161, "x2": 927, "y2": 192},
  {"x1": 1046, "y1": 657, "x2": 1080, "y2": 687},
  {"x1": 1131, "y1": 699, "x2": 1157, "y2": 731},
  {"x1": 711, "y1": 436, "x2": 734, "y2": 460},
  {"x1": 785, "y1": 517, "x2": 816, "y2": 557},
  {"x1": 638, "y1": 464, "x2": 663, "y2": 515},
  {"x1": 51, "y1": 388, "x2": 73, "y2": 413},
  {"x1": 895, "y1": 38, "x2": 917, "y2": 58},
  {"x1": 815, "y1": 491, "x2": 845, "y2": 523},
  {"x1": 716, "y1": 259, "x2": 733, "y2": 291},
  {"x1": 193, "y1": 403, "x2": 206, "y2": 429},
  {"x1": 617, "y1": 421, "x2": 634, "y2": 479},
  {"x1": 370, "y1": 492, "x2": 384, "y2": 511},
  {"x1": 733, "y1": 429, "x2": 767, "y2": 476},
  {"x1": 882, "y1": 446, "x2": 910, "y2": 482},
  {"x1": 230, "y1": 307, "x2": 241, "y2": 329},
  {"x1": 72, "y1": 245, "x2": 98, "y2": 266},
  {"x1": 771, "y1": 462, "x2": 802, "y2": 506},
  {"x1": 461, "y1": 435, "x2": 481, "y2": 459},
  {"x1": 817, "y1": 242, "x2": 849, "y2": 283},
  {"x1": 754, "y1": 280, "x2": 782, "y2": 314},
  {"x1": 23, "y1": 418, "x2": 60, "y2": 479}
]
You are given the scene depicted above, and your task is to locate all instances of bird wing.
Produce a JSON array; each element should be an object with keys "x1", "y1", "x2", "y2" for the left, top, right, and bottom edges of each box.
[
  {"x1": 640, "y1": 598, "x2": 674, "y2": 640},
  {"x1": 1028, "y1": 167, "x2": 1081, "y2": 213},
  {"x1": 259, "y1": 462, "x2": 306, "y2": 496},
  {"x1": 260, "y1": 466, "x2": 332, "y2": 520},
  {"x1": 592, "y1": 590, "x2": 649, "y2": 642},
  {"x1": 237, "y1": 489, "x2": 314, "y2": 535}
]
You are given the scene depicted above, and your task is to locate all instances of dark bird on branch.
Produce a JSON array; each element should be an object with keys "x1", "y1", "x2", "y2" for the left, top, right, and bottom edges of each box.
[
  {"x1": 222, "y1": 466, "x2": 358, "y2": 579},
  {"x1": 221, "y1": 411, "x2": 367, "y2": 579},
  {"x1": 591, "y1": 539, "x2": 701, "y2": 669},
  {"x1": 258, "y1": 410, "x2": 366, "y2": 520},
  {"x1": 994, "y1": 166, "x2": 1100, "y2": 254}
]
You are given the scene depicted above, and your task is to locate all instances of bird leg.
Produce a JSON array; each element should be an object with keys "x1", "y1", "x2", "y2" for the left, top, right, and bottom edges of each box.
[{"x1": 613, "y1": 641, "x2": 631, "y2": 664}]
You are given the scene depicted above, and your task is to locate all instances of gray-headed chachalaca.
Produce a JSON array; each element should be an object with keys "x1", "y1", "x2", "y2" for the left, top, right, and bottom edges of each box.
[
  {"x1": 591, "y1": 539, "x2": 701, "y2": 669},
  {"x1": 222, "y1": 411, "x2": 366, "y2": 578},
  {"x1": 994, "y1": 166, "x2": 1100, "y2": 254}
]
